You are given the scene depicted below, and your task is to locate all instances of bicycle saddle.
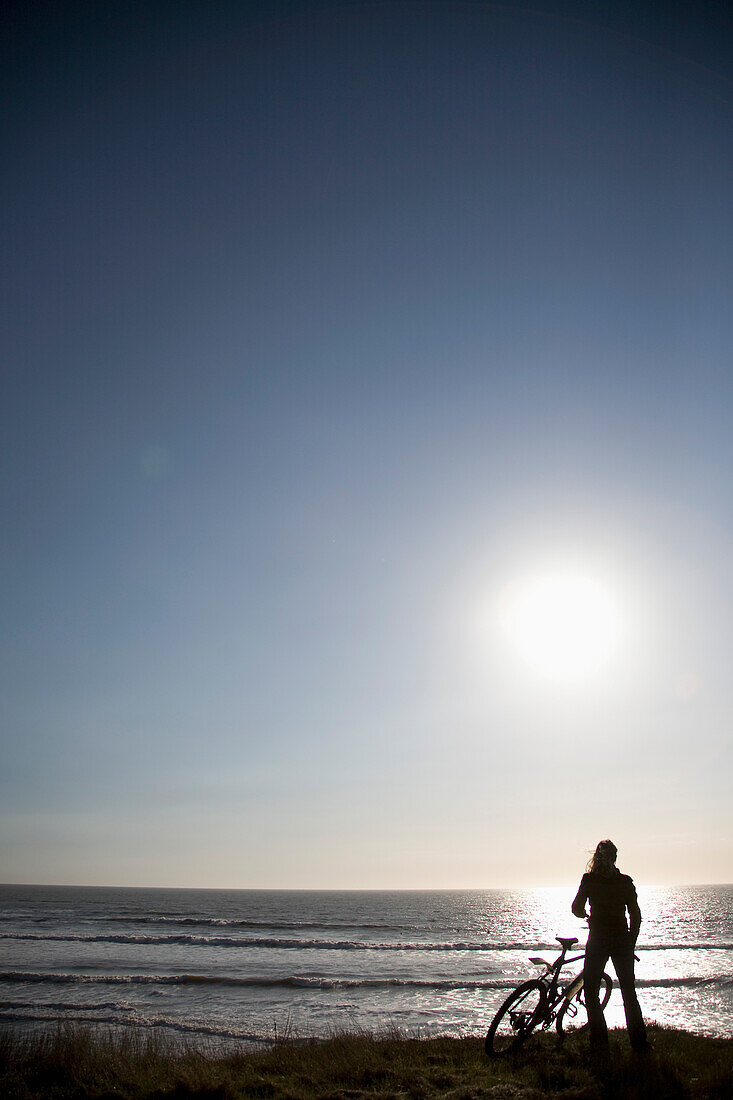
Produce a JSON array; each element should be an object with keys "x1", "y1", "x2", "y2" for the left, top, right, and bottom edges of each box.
[{"x1": 556, "y1": 936, "x2": 578, "y2": 948}]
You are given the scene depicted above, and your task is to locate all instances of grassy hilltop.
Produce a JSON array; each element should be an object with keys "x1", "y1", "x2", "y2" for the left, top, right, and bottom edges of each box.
[{"x1": 1, "y1": 1024, "x2": 731, "y2": 1099}]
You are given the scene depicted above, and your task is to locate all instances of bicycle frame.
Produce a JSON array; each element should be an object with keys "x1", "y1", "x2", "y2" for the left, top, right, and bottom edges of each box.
[{"x1": 527, "y1": 944, "x2": 586, "y2": 1019}]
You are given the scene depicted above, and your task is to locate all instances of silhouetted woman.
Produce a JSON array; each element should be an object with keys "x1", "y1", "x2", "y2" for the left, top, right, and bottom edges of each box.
[{"x1": 572, "y1": 840, "x2": 648, "y2": 1053}]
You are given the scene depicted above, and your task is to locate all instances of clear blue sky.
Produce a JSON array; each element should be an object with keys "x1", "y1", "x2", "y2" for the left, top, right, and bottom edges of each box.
[{"x1": 2, "y1": 1, "x2": 731, "y2": 887}]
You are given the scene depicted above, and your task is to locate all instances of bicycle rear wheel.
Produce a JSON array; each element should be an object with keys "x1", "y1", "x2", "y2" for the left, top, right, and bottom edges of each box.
[
  {"x1": 485, "y1": 980, "x2": 547, "y2": 1056},
  {"x1": 556, "y1": 972, "x2": 612, "y2": 1036}
]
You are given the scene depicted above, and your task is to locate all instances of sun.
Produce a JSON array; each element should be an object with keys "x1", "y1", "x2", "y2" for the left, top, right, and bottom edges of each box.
[{"x1": 499, "y1": 571, "x2": 622, "y2": 683}]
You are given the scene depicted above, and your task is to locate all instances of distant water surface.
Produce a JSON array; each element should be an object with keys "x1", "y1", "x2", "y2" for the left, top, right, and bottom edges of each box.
[{"x1": 1, "y1": 884, "x2": 731, "y2": 1046}]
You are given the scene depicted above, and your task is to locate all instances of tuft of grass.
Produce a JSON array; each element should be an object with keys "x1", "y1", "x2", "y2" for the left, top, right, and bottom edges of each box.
[{"x1": 0, "y1": 1023, "x2": 730, "y2": 1099}]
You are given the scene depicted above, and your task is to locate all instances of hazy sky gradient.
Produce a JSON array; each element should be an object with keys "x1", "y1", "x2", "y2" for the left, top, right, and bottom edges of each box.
[{"x1": 2, "y1": 1, "x2": 731, "y2": 887}]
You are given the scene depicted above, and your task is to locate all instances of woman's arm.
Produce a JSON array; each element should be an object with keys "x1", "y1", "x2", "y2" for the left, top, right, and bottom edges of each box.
[
  {"x1": 627, "y1": 880, "x2": 642, "y2": 944},
  {"x1": 571, "y1": 875, "x2": 589, "y2": 919}
]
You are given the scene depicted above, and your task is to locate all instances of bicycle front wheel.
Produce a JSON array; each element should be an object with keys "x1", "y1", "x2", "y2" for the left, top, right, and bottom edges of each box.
[
  {"x1": 485, "y1": 980, "x2": 547, "y2": 1056},
  {"x1": 556, "y1": 972, "x2": 613, "y2": 1036}
]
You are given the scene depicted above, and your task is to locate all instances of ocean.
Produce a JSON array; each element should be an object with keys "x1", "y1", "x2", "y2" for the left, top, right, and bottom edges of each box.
[{"x1": 1, "y1": 884, "x2": 731, "y2": 1047}]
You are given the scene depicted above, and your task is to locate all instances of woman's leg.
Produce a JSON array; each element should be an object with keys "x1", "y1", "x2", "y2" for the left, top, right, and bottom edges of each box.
[
  {"x1": 583, "y1": 935, "x2": 610, "y2": 1050},
  {"x1": 611, "y1": 940, "x2": 647, "y2": 1050}
]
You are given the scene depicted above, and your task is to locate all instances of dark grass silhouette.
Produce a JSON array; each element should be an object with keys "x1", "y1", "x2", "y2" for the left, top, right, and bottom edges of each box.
[{"x1": 1, "y1": 1023, "x2": 731, "y2": 1098}]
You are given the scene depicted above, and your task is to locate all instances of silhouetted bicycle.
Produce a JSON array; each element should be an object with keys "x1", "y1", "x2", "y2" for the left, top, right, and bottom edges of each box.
[{"x1": 485, "y1": 936, "x2": 613, "y2": 1056}]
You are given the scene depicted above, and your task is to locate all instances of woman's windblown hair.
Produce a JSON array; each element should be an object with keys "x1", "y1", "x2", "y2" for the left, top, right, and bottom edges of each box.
[{"x1": 587, "y1": 839, "x2": 618, "y2": 876}]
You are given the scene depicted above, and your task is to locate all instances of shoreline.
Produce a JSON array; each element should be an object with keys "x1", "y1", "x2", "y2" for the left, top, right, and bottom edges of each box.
[{"x1": 1, "y1": 1023, "x2": 731, "y2": 1098}]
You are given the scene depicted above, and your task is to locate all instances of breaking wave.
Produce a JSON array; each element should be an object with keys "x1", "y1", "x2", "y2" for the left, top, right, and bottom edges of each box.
[
  {"x1": 2, "y1": 930, "x2": 733, "y2": 952},
  {"x1": 0, "y1": 914, "x2": 417, "y2": 933},
  {"x1": 0, "y1": 970, "x2": 514, "y2": 990},
  {"x1": 1, "y1": 971, "x2": 731, "y2": 991},
  {"x1": 0, "y1": 931, "x2": 555, "y2": 951}
]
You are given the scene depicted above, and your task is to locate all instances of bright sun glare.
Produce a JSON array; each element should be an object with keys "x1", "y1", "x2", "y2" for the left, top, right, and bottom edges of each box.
[{"x1": 500, "y1": 571, "x2": 622, "y2": 683}]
